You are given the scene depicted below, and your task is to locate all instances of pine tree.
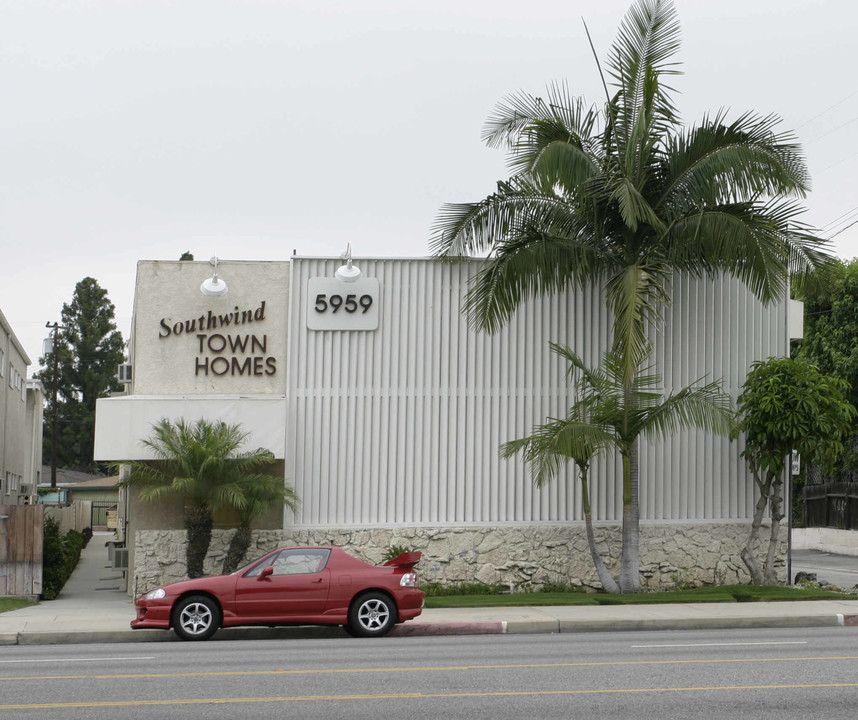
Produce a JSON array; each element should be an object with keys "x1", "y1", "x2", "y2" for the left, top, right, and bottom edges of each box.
[{"x1": 38, "y1": 277, "x2": 126, "y2": 472}]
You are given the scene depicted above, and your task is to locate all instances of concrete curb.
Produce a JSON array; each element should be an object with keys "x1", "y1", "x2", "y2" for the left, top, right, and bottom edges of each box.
[
  {"x1": 4, "y1": 615, "x2": 858, "y2": 645},
  {"x1": 392, "y1": 622, "x2": 506, "y2": 637}
]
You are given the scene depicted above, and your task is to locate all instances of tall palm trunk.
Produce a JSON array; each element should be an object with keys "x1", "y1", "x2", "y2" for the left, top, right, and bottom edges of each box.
[
  {"x1": 222, "y1": 525, "x2": 253, "y2": 575},
  {"x1": 581, "y1": 468, "x2": 621, "y2": 593},
  {"x1": 619, "y1": 443, "x2": 641, "y2": 593},
  {"x1": 185, "y1": 504, "x2": 213, "y2": 579}
]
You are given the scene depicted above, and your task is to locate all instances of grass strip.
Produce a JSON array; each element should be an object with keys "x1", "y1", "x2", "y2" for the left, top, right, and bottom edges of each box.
[
  {"x1": 0, "y1": 598, "x2": 37, "y2": 614},
  {"x1": 424, "y1": 584, "x2": 851, "y2": 609}
]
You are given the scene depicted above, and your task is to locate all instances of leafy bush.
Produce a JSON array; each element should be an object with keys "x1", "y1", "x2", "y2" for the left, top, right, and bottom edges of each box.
[
  {"x1": 41, "y1": 517, "x2": 84, "y2": 600},
  {"x1": 382, "y1": 545, "x2": 415, "y2": 562},
  {"x1": 541, "y1": 582, "x2": 590, "y2": 594}
]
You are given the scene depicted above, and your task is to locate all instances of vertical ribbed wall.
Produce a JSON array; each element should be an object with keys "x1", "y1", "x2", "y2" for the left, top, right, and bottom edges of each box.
[{"x1": 287, "y1": 258, "x2": 787, "y2": 527}]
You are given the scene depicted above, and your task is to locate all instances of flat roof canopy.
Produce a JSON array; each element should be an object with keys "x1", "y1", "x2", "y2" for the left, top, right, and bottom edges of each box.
[{"x1": 94, "y1": 395, "x2": 287, "y2": 461}]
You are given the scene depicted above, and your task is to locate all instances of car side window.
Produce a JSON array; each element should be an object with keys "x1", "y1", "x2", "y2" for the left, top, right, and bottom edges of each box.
[
  {"x1": 244, "y1": 549, "x2": 330, "y2": 577},
  {"x1": 272, "y1": 549, "x2": 330, "y2": 576}
]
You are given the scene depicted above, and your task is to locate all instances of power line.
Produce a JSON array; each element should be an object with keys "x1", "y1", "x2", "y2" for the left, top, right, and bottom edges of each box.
[
  {"x1": 803, "y1": 115, "x2": 858, "y2": 146},
  {"x1": 796, "y1": 89, "x2": 858, "y2": 131},
  {"x1": 821, "y1": 206, "x2": 858, "y2": 233},
  {"x1": 827, "y1": 217, "x2": 858, "y2": 240}
]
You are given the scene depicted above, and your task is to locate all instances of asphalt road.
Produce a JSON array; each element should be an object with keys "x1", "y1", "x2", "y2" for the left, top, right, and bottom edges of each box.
[
  {"x1": 2, "y1": 627, "x2": 858, "y2": 719},
  {"x1": 791, "y1": 549, "x2": 858, "y2": 589}
]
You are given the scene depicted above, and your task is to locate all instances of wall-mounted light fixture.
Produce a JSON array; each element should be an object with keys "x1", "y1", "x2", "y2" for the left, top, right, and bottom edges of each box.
[
  {"x1": 200, "y1": 256, "x2": 228, "y2": 296},
  {"x1": 335, "y1": 243, "x2": 361, "y2": 282}
]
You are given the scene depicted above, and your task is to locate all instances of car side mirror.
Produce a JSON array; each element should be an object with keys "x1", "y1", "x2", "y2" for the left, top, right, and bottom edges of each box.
[{"x1": 258, "y1": 565, "x2": 274, "y2": 581}]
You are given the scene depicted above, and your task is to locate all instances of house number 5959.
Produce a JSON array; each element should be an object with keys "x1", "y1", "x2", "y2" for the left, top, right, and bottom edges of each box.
[{"x1": 314, "y1": 293, "x2": 374, "y2": 314}]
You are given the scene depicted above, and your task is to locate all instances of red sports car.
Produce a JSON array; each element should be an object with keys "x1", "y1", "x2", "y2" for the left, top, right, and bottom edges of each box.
[{"x1": 131, "y1": 546, "x2": 424, "y2": 641}]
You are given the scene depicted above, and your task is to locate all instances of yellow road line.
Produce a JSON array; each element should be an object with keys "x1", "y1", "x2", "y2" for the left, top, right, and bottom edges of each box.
[
  {"x1": 3, "y1": 683, "x2": 858, "y2": 710},
  {"x1": 3, "y1": 656, "x2": 858, "y2": 682}
]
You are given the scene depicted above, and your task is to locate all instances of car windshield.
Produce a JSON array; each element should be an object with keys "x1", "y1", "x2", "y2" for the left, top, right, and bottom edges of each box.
[{"x1": 231, "y1": 555, "x2": 267, "y2": 576}]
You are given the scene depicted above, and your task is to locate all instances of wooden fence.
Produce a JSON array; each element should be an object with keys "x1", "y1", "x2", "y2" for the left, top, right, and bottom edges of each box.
[
  {"x1": 0, "y1": 504, "x2": 44, "y2": 597},
  {"x1": 44, "y1": 501, "x2": 92, "y2": 534},
  {"x1": 804, "y1": 483, "x2": 858, "y2": 530}
]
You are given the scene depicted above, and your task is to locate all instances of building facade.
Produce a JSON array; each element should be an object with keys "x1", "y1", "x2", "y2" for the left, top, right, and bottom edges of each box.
[
  {"x1": 0, "y1": 307, "x2": 44, "y2": 505},
  {"x1": 95, "y1": 257, "x2": 799, "y2": 593}
]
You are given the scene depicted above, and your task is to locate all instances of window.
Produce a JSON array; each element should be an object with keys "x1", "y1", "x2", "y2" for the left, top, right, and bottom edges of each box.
[
  {"x1": 244, "y1": 548, "x2": 330, "y2": 577},
  {"x1": 0, "y1": 348, "x2": 5, "y2": 377},
  {"x1": 9, "y1": 366, "x2": 25, "y2": 400}
]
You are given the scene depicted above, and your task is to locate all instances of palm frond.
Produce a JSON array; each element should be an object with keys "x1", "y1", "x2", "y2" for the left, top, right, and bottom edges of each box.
[
  {"x1": 430, "y1": 177, "x2": 574, "y2": 257},
  {"x1": 606, "y1": 0, "x2": 682, "y2": 147},
  {"x1": 609, "y1": 176, "x2": 664, "y2": 232},
  {"x1": 463, "y1": 227, "x2": 610, "y2": 332},
  {"x1": 637, "y1": 380, "x2": 737, "y2": 439},
  {"x1": 530, "y1": 140, "x2": 601, "y2": 194},
  {"x1": 663, "y1": 198, "x2": 832, "y2": 303},
  {"x1": 659, "y1": 111, "x2": 810, "y2": 212},
  {"x1": 502, "y1": 416, "x2": 615, "y2": 488}
]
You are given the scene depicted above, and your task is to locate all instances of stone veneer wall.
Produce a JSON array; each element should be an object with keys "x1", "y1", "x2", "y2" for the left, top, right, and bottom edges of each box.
[{"x1": 132, "y1": 523, "x2": 786, "y2": 594}]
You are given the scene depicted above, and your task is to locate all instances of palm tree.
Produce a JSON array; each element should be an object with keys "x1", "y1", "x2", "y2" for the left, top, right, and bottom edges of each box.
[
  {"x1": 122, "y1": 418, "x2": 278, "y2": 578},
  {"x1": 221, "y1": 475, "x2": 299, "y2": 574},
  {"x1": 502, "y1": 401, "x2": 620, "y2": 593},
  {"x1": 505, "y1": 344, "x2": 737, "y2": 592},
  {"x1": 432, "y1": 0, "x2": 830, "y2": 591}
]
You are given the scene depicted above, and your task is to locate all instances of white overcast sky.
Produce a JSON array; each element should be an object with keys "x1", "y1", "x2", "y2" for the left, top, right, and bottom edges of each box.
[{"x1": 3, "y1": 0, "x2": 858, "y2": 372}]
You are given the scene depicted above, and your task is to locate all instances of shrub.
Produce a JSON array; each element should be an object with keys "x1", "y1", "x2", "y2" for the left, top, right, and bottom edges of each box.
[
  {"x1": 420, "y1": 581, "x2": 506, "y2": 597},
  {"x1": 41, "y1": 518, "x2": 84, "y2": 600},
  {"x1": 382, "y1": 545, "x2": 416, "y2": 562},
  {"x1": 81, "y1": 527, "x2": 93, "y2": 548}
]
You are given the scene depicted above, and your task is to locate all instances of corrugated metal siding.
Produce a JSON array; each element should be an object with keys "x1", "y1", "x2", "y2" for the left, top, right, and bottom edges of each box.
[{"x1": 287, "y1": 258, "x2": 787, "y2": 527}]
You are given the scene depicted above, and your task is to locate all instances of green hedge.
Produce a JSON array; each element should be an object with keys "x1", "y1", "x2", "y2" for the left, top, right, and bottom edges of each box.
[{"x1": 42, "y1": 517, "x2": 84, "y2": 600}]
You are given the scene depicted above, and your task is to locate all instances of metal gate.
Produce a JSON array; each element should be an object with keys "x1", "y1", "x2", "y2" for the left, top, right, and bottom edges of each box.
[{"x1": 91, "y1": 501, "x2": 114, "y2": 528}]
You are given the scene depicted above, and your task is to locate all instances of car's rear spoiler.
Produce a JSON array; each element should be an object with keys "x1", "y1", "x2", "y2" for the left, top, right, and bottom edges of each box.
[{"x1": 383, "y1": 551, "x2": 421, "y2": 570}]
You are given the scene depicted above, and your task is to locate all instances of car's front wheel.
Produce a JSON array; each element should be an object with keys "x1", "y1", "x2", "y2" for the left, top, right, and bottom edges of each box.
[
  {"x1": 172, "y1": 595, "x2": 221, "y2": 641},
  {"x1": 347, "y1": 592, "x2": 397, "y2": 637}
]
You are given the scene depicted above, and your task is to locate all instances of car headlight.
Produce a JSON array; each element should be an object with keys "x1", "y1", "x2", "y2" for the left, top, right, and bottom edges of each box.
[
  {"x1": 144, "y1": 588, "x2": 166, "y2": 600},
  {"x1": 400, "y1": 573, "x2": 418, "y2": 588}
]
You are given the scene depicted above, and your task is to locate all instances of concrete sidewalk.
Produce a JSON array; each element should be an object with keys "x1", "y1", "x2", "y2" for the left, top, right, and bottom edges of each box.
[{"x1": 3, "y1": 532, "x2": 858, "y2": 646}]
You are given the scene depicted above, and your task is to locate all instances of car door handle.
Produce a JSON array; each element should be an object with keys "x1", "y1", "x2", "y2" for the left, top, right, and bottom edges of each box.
[{"x1": 311, "y1": 578, "x2": 324, "y2": 583}]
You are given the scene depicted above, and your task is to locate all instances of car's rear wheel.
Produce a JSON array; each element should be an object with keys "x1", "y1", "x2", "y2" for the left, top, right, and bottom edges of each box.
[
  {"x1": 347, "y1": 592, "x2": 397, "y2": 637},
  {"x1": 172, "y1": 595, "x2": 220, "y2": 641}
]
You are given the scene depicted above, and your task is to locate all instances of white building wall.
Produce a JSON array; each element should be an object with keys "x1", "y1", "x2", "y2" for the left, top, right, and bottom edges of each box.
[
  {"x1": 286, "y1": 258, "x2": 788, "y2": 528},
  {"x1": 0, "y1": 308, "x2": 36, "y2": 501}
]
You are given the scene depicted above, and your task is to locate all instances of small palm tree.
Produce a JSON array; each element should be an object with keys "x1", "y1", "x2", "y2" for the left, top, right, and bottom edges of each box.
[
  {"x1": 122, "y1": 418, "x2": 277, "y2": 578},
  {"x1": 503, "y1": 409, "x2": 620, "y2": 592},
  {"x1": 504, "y1": 344, "x2": 737, "y2": 592},
  {"x1": 221, "y1": 475, "x2": 298, "y2": 574}
]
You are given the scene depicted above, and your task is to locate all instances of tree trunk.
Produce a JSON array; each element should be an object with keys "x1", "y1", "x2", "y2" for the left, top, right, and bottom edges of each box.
[
  {"x1": 581, "y1": 470, "x2": 621, "y2": 594},
  {"x1": 741, "y1": 473, "x2": 772, "y2": 585},
  {"x1": 763, "y1": 476, "x2": 784, "y2": 585},
  {"x1": 222, "y1": 525, "x2": 253, "y2": 575},
  {"x1": 185, "y1": 504, "x2": 213, "y2": 579},
  {"x1": 619, "y1": 444, "x2": 641, "y2": 593}
]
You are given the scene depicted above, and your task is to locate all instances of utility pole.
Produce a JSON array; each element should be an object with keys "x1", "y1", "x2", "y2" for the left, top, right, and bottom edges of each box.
[{"x1": 44, "y1": 321, "x2": 66, "y2": 489}]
